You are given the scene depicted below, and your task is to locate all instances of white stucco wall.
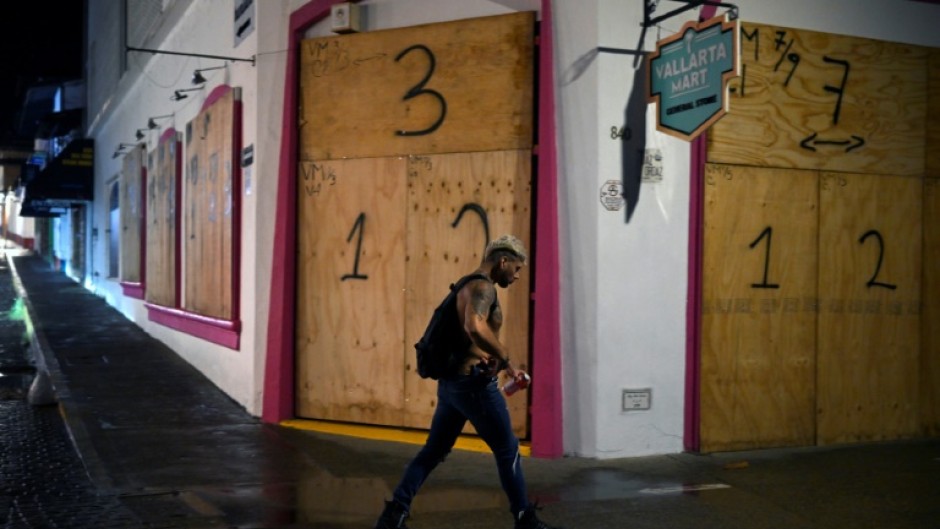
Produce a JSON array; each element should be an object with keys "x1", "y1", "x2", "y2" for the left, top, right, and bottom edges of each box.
[
  {"x1": 87, "y1": 0, "x2": 265, "y2": 412},
  {"x1": 552, "y1": 0, "x2": 698, "y2": 458}
]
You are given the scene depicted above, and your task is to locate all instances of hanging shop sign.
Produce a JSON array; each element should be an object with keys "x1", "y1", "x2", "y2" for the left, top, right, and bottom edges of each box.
[
  {"x1": 24, "y1": 138, "x2": 94, "y2": 202},
  {"x1": 648, "y1": 14, "x2": 739, "y2": 141}
]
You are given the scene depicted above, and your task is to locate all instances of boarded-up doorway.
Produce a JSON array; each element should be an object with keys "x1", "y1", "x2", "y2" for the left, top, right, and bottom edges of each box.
[
  {"x1": 294, "y1": 12, "x2": 535, "y2": 437},
  {"x1": 700, "y1": 22, "x2": 935, "y2": 451}
]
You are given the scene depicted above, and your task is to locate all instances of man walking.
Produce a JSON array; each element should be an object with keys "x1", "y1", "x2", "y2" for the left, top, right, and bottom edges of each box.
[{"x1": 375, "y1": 235, "x2": 560, "y2": 529}]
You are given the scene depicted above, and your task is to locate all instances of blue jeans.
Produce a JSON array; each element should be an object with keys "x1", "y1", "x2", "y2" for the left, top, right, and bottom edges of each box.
[{"x1": 391, "y1": 370, "x2": 529, "y2": 515}]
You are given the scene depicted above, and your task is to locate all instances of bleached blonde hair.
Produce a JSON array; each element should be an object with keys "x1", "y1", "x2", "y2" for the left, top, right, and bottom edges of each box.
[{"x1": 484, "y1": 235, "x2": 528, "y2": 265}]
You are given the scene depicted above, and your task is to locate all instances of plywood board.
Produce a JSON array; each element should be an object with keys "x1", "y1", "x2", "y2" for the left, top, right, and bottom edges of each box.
[
  {"x1": 184, "y1": 116, "x2": 208, "y2": 315},
  {"x1": 922, "y1": 178, "x2": 940, "y2": 436},
  {"x1": 183, "y1": 91, "x2": 236, "y2": 320},
  {"x1": 183, "y1": 133, "x2": 207, "y2": 314},
  {"x1": 295, "y1": 157, "x2": 409, "y2": 425},
  {"x1": 700, "y1": 164, "x2": 818, "y2": 452},
  {"x1": 119, "y1": 144, "x2": 145, "y2": 284},
  {"x1": 817, "y1": 172, "x2": 922, "y2": 445},
  {"x1": 927, "y1": 49, "x2": 940, "y2": 177},
  {"x1": 402, "y1": 150, "x2": 532, "y2": 437},
  {"x1": 299, "y1": 12, "x2": 534, "y2": 160},
  {"x1": 145, "y1": 134, "x2": 180, "y2": 308},
  {"x1": 709, "y1": 22, "x2": 926, "y2": 176}
]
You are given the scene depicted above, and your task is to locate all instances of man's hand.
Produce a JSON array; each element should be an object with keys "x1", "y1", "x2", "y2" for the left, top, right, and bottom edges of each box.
[{"x1": 476, "y1": 356, "x2": 514, "y2": 377}]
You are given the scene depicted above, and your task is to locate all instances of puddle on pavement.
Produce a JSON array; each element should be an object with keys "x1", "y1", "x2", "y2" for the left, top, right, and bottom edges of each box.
[
  {"x1": 171, "y1": 468, "x2": 508, "y2": 527},
  {"x1": 534, "y1": 468, "x2": 652, "y2": 502},
  {"x1": 530, "y1": 467, "x2": 731, "y2": 503}
]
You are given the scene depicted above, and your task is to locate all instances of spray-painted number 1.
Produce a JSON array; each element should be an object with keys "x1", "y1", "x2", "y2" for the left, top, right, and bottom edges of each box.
[
  {"x1": 341, "y1": 213, "x2": 368, "y2": 281},
  {"x1": 746, "y1": 226, "x2": 899, "y2": 290},
  {"x1": 749, "y1": 226, "x2": 780, "y2": 289}
]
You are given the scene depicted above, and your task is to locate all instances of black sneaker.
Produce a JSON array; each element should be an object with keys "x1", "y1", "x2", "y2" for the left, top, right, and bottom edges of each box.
[
  {"x1": 375, "y1": 500, "x2": 410, "y2": 529},
  {"x1": 515, "y1": 503, "x2": 561, "y2": 529}
]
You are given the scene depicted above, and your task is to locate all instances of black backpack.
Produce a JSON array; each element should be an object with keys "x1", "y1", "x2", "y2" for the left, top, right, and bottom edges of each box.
[{"x1": 415, "y1": 273, "x2": 489, "y2": 379}]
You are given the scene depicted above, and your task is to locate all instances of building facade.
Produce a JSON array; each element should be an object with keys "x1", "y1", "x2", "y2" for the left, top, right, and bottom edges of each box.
[{"x1": 74, "y1": 0, "x2": 940, "y2": 459}]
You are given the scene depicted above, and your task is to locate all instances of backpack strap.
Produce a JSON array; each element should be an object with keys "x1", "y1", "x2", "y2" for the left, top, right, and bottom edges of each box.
[{"x1": 449, "y1": 272, "x2": 490, "y2": 293}]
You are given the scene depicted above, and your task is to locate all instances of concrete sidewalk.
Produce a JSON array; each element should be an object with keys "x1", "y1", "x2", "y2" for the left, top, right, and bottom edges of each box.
[{"x1": 8, "y1": 250, "x2": 940, "y2": 529}]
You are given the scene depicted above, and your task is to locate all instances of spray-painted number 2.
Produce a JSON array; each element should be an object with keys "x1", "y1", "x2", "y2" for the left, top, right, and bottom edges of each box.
[
  {"x1": 340, "y1": 205, "x2": 491, "y2": 283},
  {"x1": 746, "y1": 226, "x2": 898, "y2": 290},
  {"x1": 858, "y1": 230, "x2": 897, "y2": 290}
]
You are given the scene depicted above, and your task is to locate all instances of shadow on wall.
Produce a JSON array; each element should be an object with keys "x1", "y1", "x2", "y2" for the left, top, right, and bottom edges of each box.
[
  {"x1": 561, "y1": 47, "x2": 648, "y2": 224},
  {"x1": 620, "y1": 54, "x2": 648, "y2": 224}
]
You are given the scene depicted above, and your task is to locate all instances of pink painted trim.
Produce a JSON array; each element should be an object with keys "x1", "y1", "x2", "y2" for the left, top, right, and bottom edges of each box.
[
  {"x1": 160, "y1": 126, "x2": 177, "y2": 143},
  {"x1": 140, "y1": 160, "x2": 148, "y2": 297},
  {"x1": 231, "y1": 94, "x2": 243, "y2": 324},
  {"x1": 172, "y1": 132, "x2": 183, "y2": 308},
  {"x1": 683, "y1": 2, "x2": 718, "y2": 454},
  {"x1": 201, "y1": 85, "x2": 233, "y2": 113},
  {"x1": 121, "y1": 281, "x2": 145, "y2": 299},
  {"x1": 684, "y1": 137, "x2": 707, "y2": 452},
  {"x1": 529, "y1": 0, "x2": 563, "y2": 458},
  {"x1": 263, "y1": 1, "x2": 341, "y2": 422},
  {"x1": 146, "y1": 302, "x2": 241, "y2": 349}
]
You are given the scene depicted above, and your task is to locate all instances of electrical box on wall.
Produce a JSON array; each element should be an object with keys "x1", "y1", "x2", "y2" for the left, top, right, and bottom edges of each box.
[
  {"x1": 330, "y1": 2, "x2": 361, "y2": 34},
  {"x1": 622, "y1": 388, "x2": 652, "y2": 411}
]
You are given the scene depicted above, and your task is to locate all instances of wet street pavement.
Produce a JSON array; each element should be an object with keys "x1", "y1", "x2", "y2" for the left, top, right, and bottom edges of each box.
[
  {"x1": 2, "y1": 248, "x2": 940, "y2": 529},
  {"x1": 0, "y1": 257, "x2": 142, "y2": 527}
]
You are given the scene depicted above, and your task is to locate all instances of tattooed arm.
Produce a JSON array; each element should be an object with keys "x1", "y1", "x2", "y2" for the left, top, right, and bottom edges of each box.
[{"x1": 458, "y1": 279, "x2": 514, "y2": 375}]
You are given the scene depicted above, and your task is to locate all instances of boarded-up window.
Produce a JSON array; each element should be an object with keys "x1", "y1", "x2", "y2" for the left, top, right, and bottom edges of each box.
[
  {"x1": 183, "y1": 88, "x2": 240, "y2": 321},
  {"x1": 119, "y1": 144, "x2": 146, "y2": 297},
  {"x1": 145, "y1": 130, "x2": 181, "y2": 308},
  {"x1": 108, "y1": 180, "x2": 120, "y2": 278}
]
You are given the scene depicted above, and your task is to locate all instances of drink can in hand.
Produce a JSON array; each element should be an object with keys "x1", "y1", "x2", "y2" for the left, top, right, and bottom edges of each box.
[{"x1": 502, "y1": 371, "x2": 531, "y2": 396}]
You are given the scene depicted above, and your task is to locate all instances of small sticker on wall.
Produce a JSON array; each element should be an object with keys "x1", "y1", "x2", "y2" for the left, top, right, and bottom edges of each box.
[
  {"x1": 600, "y1": 180, "x2": 625, "y2": 211},
  {"x1": 241, "y1": 144, "x2": 254, "y2": 167},
  {"x1": 642, "y1": 149, "x2": 663, "y2": 183},
  {"x1": 244, "y1": 166, "x2": 252, "y2": 196}
]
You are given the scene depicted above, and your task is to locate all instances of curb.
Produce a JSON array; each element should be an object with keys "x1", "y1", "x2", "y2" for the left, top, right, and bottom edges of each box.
[{"x1": 7, "y1": 253, "x2": 116, "y2": 492}]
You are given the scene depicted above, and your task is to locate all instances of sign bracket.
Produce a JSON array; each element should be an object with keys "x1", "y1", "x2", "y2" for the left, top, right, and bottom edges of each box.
[{"x1": 643, "y1": 0, "x2": 738, "y2": 28}]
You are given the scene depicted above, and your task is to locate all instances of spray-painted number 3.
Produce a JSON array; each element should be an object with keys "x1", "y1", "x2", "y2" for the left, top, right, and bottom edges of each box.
[{"x1": 395, "y1": 44, "x2": 447, "y2": 136}]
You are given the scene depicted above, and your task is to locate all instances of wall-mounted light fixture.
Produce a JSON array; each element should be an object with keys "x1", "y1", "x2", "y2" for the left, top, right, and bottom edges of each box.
[
  {"x1": 192, "y1": 65, "x2": 226, "y2": 85},
  {"x1": 112, "y1": 142, "x2": 137, "y2": 159},
  {"x1": 147, "y1": 114, "x2": 173, "y2": 129},
  {"x1": 171, "y1": 86, "x2": 204, "y2": 101},
  {"x1": 135, "y1": 128, "x2": 147, "y2": 141},
  {"x1": 127, "y1": 47, "x2": 255, "y2": 66}
]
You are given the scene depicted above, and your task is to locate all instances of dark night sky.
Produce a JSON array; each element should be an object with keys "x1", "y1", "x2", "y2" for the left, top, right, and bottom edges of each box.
[{"x1": 0, "y1": 1, "x2": 84, "y2": 145}]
